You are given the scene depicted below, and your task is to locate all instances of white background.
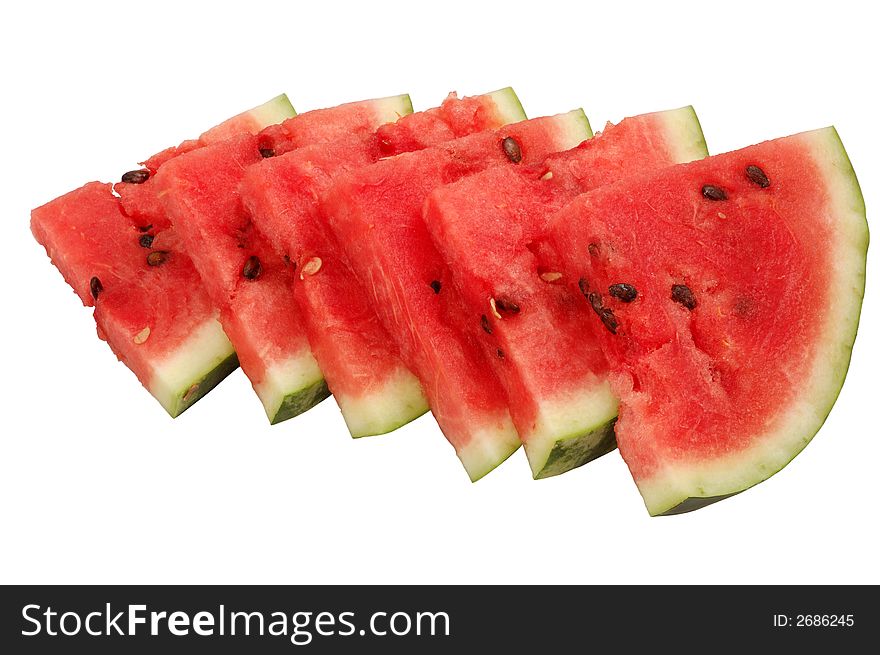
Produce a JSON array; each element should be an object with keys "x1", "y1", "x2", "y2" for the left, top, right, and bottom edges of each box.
[{"x1": 1, "y1": 0, "x2": 877, "y2": 585}]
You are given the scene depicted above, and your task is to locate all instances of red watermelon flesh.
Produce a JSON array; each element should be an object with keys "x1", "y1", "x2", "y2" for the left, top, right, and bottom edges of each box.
[
  {"x1": 31, "y1": 183, "x2": 237, "y2": 417},
  {"x1": 543, "y1": 128, "x2": 867, "y2": 514},
  {"x1": 240, "y1": 89, "x2": 527, "y2": 437},
  {"x1": 322, "y1": 110, "x2": 592, "y2": 480},
  {"x1": 31, "y1": 95, "x2": 296, "y2": 416},
  {"x1": 153, "y1": 95, "x2": 414, "y2": 423},
  {"x1": 423, "y1": 107, "x2": 708, "y2": 479}
]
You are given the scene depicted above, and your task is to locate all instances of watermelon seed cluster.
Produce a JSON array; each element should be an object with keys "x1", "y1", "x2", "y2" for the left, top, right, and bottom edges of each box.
[{"x1": 139, "y1": 234, "x2": 154, "y2": 248}]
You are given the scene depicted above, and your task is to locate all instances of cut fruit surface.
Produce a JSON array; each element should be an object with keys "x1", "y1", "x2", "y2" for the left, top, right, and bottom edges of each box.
[
  {"x1": 31, "y1": 183, "x2": 237, "y2": 417},
  {"x1": 240, "y1": 89, "x2": 528, "y2": 437},
  {"x1": 424, "y1": 107, "x2": 708, "y2": 478},
  {"x1": 31, "y1": 95, "x2": 296, "y2": 416},
  {"x1": 322, "y1": 110, "x2": 592, "y2": 479},
  {"x1": 543, "y1": 127, "x2": 867, "y2": 514},
  {"x1": 154, "y1": 96, "x2": 414, "y2": 423}
]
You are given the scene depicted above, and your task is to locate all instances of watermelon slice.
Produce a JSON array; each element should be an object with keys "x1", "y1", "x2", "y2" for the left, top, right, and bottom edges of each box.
[
  {"x1": 423, "y1": 107, "x2": 708, "y2": 478},
  {"x1": 153, "y1": 95, "x2": 414, "y2": 423},
  {"x1": 543, "y1": 127, "x2": 867, "y2": 514},
  {"x1": 240, "y1": 88, "x2": 527, "y2": 437},
  {"x1": 31, "y1": 95, "x2": 296, "y2": 416},
  {"x1": 323, "y1": 110, "x2": 592, "y2": 480}
]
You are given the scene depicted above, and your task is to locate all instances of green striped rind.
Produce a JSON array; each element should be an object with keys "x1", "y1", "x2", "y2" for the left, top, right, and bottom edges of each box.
[
  {"x1": 641, "y1": 127, "x2": 868, "y2": 516},
  {"x1": 166, "y1": 352, "x2": 240, "y2": 417},
  {"x1": 526, "y1": 381, "x2": 619, "y2": 479},
  {"x1": 256, "y1": 351, "x2": 332, "y2": 424},
  {"x1": 272, "y1": 378, "x2": 331, "y2": 425},
  {"x1": 487, "y1": 87, "x2": 528, "y2": 124}
]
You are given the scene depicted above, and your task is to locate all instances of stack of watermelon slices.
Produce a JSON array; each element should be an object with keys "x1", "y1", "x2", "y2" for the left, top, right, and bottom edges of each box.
[{"x1": 32, "y1": 88, "x2": 867, "y2": 515}]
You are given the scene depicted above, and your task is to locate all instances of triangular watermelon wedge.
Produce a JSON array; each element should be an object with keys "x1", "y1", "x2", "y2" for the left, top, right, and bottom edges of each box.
[
  {"x1": 543, "y1": 127, "x2": 867, "y2": 514},
  {"x1": 31, "y1": 95, "x2": 296, "y2": 417},
  {"x1": 152, "y1": 95, "x2": 414, "y2": 423},
  {"x1": 423, "y1": 107, "x2": 708, "y2": 478},
  {"x1": 240, "y1": 88, "x2": 528, "y2": 437},
  {"x1": 323, "y1": 110, "x2": 592, "y2": 480}
]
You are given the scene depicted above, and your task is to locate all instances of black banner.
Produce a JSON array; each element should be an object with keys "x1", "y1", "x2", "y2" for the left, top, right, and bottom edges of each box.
[{"x1": 1, "y1": 585, "x2": 875, "y2": 652}]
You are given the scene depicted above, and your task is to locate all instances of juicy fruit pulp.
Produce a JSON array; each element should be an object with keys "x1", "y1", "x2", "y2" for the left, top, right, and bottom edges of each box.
[
  {"x1": 543, "y1": 127, "x2": 867, "y2": 515},
  {"x1": 153, "y1": 95, "x2": 413, "y2": 423},
  {"x1": 30, "y1": 95, "x2": 296, "y2": 416},
  {"x1": 323, "y1": 110, "x2": 592, "y2": 480},
  {"x1": 424, "y1": 107, "x2": 708, "y2": 478},
  {"x1": 240, "y1": 89, "x2": 527, "y2": 437}
]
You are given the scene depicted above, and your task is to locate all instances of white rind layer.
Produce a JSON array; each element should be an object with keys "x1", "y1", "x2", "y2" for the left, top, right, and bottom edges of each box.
[
  {"x1": 245, "y1": 94, "x2": 297, "y2": 129},
  {"x1": 255, "y1": 349, "x2": 325, "y2": 422},
  {"x1": 657, "y1": 105, "x2": 709, "y2": 162},
  {"x1": 335, "y1": 367, "x2": 429, "y2": 438},
  {"x1": 456, "y1": 416, "x2": 522, "y2": 482},
  {"x1": 371, "y1": 94, "x2": 414, "y2": 125},
  {"x1": 150, "y1": 316, "x2": 236, "y2": 417},
  {"x1": 524, "y1": 380, "x2": 618, "y2": 477},
  {"x1": 552, "y1": 108, "x2": 594, "y2": 150},
  {"x1": 486, "y1": 87, "x2": 527, "y2": 124},
  {"x1": 639, "y1": 127, "x2": 868, "y2": 516}
]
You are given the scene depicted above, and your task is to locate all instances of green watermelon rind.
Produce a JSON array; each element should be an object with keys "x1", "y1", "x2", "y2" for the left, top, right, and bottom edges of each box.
[
  {"x1": 336, "y1": 369, "x2": 429, "y2": 438},
  {"x1": 370, "y1": 93, "x2": 414, "y2": 125},
  {"x1": 526, "y1": 106, "x2": 709, "y2": 480},
  {"x1": 253, "y1": 349, "x2": 332, "y2": 425},
  {"x1": 146, "y1": 316, "x2": 239, "y2": 418},
  {"x1": 486, "y1": 87, "x2": 528, "y2": 123},
  {"x1": 244, "y1": 93, "x2": 297, "y2": 128},
  {"x1": 641, "y1": 126, "x2": 868, "y2": 516}
]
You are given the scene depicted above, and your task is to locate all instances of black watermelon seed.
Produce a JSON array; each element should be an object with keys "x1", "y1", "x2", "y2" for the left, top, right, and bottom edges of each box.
[
  {"x1": 138, "y1": 234, "x2": 155, "y2": 248},
  {"x1": 146, "y1": 251, "x2": 169, "y2": 267},
  {"x1": 494, "y1": 297, "x2": 520, "y2": 315},
  {"x1": 701, "y1": 185, "x2": 727, "y2": 201},
  {"x1": 481, "y1": 314, "x2": 492, "y2": 335},
  {"x1": 430, "y1": 280, "x2": 442, "y2": 294},
  {"x1": 599, "y1": 308, "x2": 619, "y2": 334},
  {"x1": 137, "y1": 224, "x2": 153, "y2": 233},
  {"x1": 745, "y1": 165, "x2": 770, "y2": 188},
  {"x1": 588, "y1": 243, "x2": 600, "y2": 257},
  {"x1": 259, "y1": 147, "x2": 276, "y2": 158},
  {"x1": 242, "y1": 255, "x2": 262, "y2": 280},
  {"x1": 121, "y1": 169, "x2": 150, "y2": 184},
  {"x1": 501, "y1": 137, "x2": 523, "y2": 164},
  {"x1": 578, "y1": 277, "x2": 590, "y2": 298},
  {"x1": 89, "y1": 276, "x2": 103, "y2": 300},
  {"x1": 608, "y1": 283, "x2": 638, "y2": 302},
  {"x1": 671, "y1": 284, "x2": 697, "y2": 310},
  {"x1": 496, "y1": 348, "x2": 505, "y2": 359},
  {"x1": 588, "y1": 292, "x2": 604, "y2": 315}
]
